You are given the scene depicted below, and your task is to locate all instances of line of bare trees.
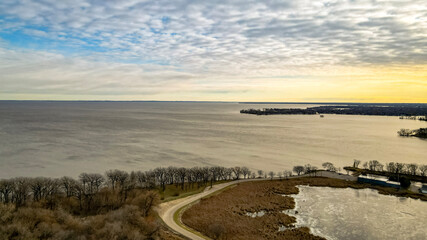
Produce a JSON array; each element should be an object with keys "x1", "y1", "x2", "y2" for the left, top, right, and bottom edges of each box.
[
  {"x1": 255, "y1": 162, "x2": 339, "y2": 181},
  {"x1": 0, "y1": 166, "x2": 254, "y2": 211},
  {"x1": 291, "y1": 162, "x2": 339, "y2": 176},
  {"x1": 352, "y1": 159, "x2": 427, "y2": 176}
]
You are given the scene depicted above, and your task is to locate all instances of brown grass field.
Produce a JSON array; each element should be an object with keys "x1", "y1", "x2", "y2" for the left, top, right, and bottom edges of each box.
[{"x1": 182, "y1": 177, "x2": 427, "y2": 240}]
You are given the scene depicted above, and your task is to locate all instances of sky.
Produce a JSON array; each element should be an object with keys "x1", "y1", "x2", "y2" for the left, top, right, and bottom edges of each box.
[{"x1": 0, "y1": 0, "x2": 426, "y2": 102}]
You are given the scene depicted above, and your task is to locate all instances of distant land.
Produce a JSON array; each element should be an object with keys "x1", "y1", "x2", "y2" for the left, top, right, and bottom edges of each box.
[
  {"x1": 239, "y1": 102, "x2": 427, "y2": 106},
  {"x1": 241, "y1": 104, "x2": 427, "y2": 116}
]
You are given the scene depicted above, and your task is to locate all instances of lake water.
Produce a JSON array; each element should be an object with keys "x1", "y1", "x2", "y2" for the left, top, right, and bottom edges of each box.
[
  {"x1": 0, "y1": 101, "x2": 426, "y2": 178},
  {"x1": 287, "y1": 186, "x2": 427, "y2": 239}
]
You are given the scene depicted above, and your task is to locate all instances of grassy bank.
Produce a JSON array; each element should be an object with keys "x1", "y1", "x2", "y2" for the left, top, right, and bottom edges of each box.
[
  {"x1": 159, "y1": 180, "x2": 232, "y2": 203},
  {"x1": 159, "y1": 184, "x2": 206, "y2": 203},
  {"x1": 182, "y1": 177, "x2": 427, "y2": 240}
]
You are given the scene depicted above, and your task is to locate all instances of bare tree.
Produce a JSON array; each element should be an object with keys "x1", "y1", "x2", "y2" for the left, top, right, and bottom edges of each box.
[
  {"x1": 71, "y1": 180, "x2": 84, "y2": 210},
  {"x1": 132, "y1": 191, "x2": 159, "y2": 217},
  {"x1": 166, "y1": 167, "x2": 177, "y2": 185},
  {"x1": 201, "y1": 167, "x2": 210, "y2": 186},
  {"x1": 106, "y1": 169, "x2": 129, "y2": 190},
  {"x1": 106, "y1": 170, "x2": 118, "y2": 190},
  {"x1": 277, "y1": 171, "x2": 283, "y2": 180},
  {"x1": 304, "y1": 164, "x2": 313, "y2": 174},
  {"x1": 407, "y1": 164, "x2": 418, "y2": 175},
  {"x1": 283, "y1": 170, "x2": 292, "y2": 179},
  {"x1": 12, "y1": 177, "x2": 30, "y2": 207},
  {"x1": 377, "y1": 163, "x2": 384, "y2": 172},
  {"x1": 293, "y1": 166, "x2": 305, "y2": 176},
  {"x1": 419, "y1": 165, "x2": 427, "y2": 176},
  {"x1": 395, "y1": 163, "x2": 405, "y2": 174},
  {"x1": 322, "y1": 162, "x2": 336, "y2": 171},
  {"x1": 217, "y1": 167, "x2": 228, "y2": 181},
  {"x1": 116, "y1": 171, "x2": 130, "y2": 190},
  {"x1": 386, "y1": 162, "x2": 396, "y2": 173},
  {"x1": 362, "y1": 162, "x2": 368, "y2": 169},
  {"x1": 0, "y1": 179, "x2": 13, "y2": 203},
  {"x1": 32, "y1": 177, "x2": 59, "y2": 204},
  {"x1": 224, "y1": 168, "x2": 233, "y2": 180},
  {"x1": 92, "y1": 174, "x2": 104, "y2": 192},
  {"x1": 232, "y1": 167, "x2": 242, "y2": 180},
  {"x1": 209, "y1": 167, "x2": 219, "y2": 187},
  {"x1": 153, "y1": 167, "x2": 167, "y2": 191},
  {"x1": 257, "y1": 170, "x2": 264, "y2": 178},
  {"x1": 60, "y1": 176, "x2": 77, "y2": 198},
  {"x1": 353, "y1": 159, "x2": 361, "y2": 168},
  {"x1": 268, "y1": 171, "x2": 275, "y2": 180},
  {"x1": 241, "y1": 167, "x2": 250, "y2": 179},
  {"x1": 44, "y1": 178, "x2": 60, "y2": 209},
  {"x1": 176, "y1": 167, "x2": 187, "y2": 189},
  {"x1": 145, "y1": 170, "x2": 156, "y2": 188},
  {"x1": 133, "y1": 171, "x2": 146, "y2": 188},
  {"x1": 29, "y1": 177, "x2": 45, "y2": 202},
  {"x1": 79, "y1": 173, "x2": 104, "y2": 210},
  {"x1": 368, "y1": 160, "x2": 381, "y2": 171}
]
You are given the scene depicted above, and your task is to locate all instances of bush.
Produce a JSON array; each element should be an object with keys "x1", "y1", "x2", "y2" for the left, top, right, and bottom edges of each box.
[
  {"x1": 208, "y1": 222, "x2": 226, "y2": 239},
  {"x1": 399, "y1": 177, "x2": 411, "y2": 189}
]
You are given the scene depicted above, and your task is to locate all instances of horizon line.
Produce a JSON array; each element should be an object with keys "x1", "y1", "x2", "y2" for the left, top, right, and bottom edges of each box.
[{"x1": 1, "y1": 100, "x2": 427, "y2": 105}]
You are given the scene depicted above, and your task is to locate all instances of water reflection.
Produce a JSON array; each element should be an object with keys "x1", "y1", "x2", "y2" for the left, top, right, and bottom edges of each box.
[{"x1": 286, "y1": 186, "x2": 427, "y2": 240}]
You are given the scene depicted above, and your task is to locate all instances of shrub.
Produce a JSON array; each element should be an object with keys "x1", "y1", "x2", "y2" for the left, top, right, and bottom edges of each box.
[{"x1": 399, "y1": 177, "x2": 411, "y2": 189}]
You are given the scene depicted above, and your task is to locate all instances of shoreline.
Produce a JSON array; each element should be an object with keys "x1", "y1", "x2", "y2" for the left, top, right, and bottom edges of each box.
[{"x1": 180, "y1": 176, "x2": 426, "y2": 239}]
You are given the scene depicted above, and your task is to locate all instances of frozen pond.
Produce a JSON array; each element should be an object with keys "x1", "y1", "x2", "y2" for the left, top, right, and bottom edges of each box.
[{"x1": 286, "y1": 186, "x2": 427, "y2": 240}]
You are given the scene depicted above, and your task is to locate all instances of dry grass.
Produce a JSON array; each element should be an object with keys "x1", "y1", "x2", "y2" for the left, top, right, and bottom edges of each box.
[
  {"x1": 182, "y1": 177, "x2": 427, "y2": 240},
  {"x1": 0, "y1": 190, "x2": 184, "y2": 240}
]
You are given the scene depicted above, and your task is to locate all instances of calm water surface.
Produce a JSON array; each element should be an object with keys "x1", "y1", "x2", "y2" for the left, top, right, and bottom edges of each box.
[
  {"x1": 0, "y1": 101, "x2": 426, "y2": 178},
  {"x1": 287, "y1": 186, "x2": 427, "y2": 240}
]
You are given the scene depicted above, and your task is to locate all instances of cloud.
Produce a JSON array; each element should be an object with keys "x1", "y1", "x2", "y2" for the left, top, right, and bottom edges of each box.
[{"x1": 0, "y1": 0, "x2": 426, "y2": 101}]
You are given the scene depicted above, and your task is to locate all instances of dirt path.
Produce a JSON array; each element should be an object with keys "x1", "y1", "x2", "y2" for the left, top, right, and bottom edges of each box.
[{"x1": 156, "y1": 178, "x2": 268, "y2": 240}]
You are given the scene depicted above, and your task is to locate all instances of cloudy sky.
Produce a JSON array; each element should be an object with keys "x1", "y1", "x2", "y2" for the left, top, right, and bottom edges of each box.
[{"x1": 0, "y1": 0, "x2": 426, "y2": 102}]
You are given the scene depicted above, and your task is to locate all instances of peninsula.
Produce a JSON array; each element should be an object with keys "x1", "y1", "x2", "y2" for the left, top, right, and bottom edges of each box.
[{"x1": 240, "y1": 104, "x2": 427, "y2": 116}]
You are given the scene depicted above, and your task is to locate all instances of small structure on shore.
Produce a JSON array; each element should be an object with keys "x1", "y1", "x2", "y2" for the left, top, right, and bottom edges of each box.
[{"x1": 358, "y1": 174, "x2": 401, "y2": 188}]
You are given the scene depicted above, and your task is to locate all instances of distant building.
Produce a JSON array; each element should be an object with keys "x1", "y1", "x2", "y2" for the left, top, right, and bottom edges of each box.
[
  {"x1": 357, "y1": 175, "x2": 401, "y2": 188},
  {"x1": 420, "y1": 184, "x2": 427, "y2": 194}
]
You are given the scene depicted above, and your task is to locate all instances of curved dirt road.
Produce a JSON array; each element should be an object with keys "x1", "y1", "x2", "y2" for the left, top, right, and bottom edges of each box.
[{"x1": 157, "y1": 179, "x2": 257, "y2": 240}]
